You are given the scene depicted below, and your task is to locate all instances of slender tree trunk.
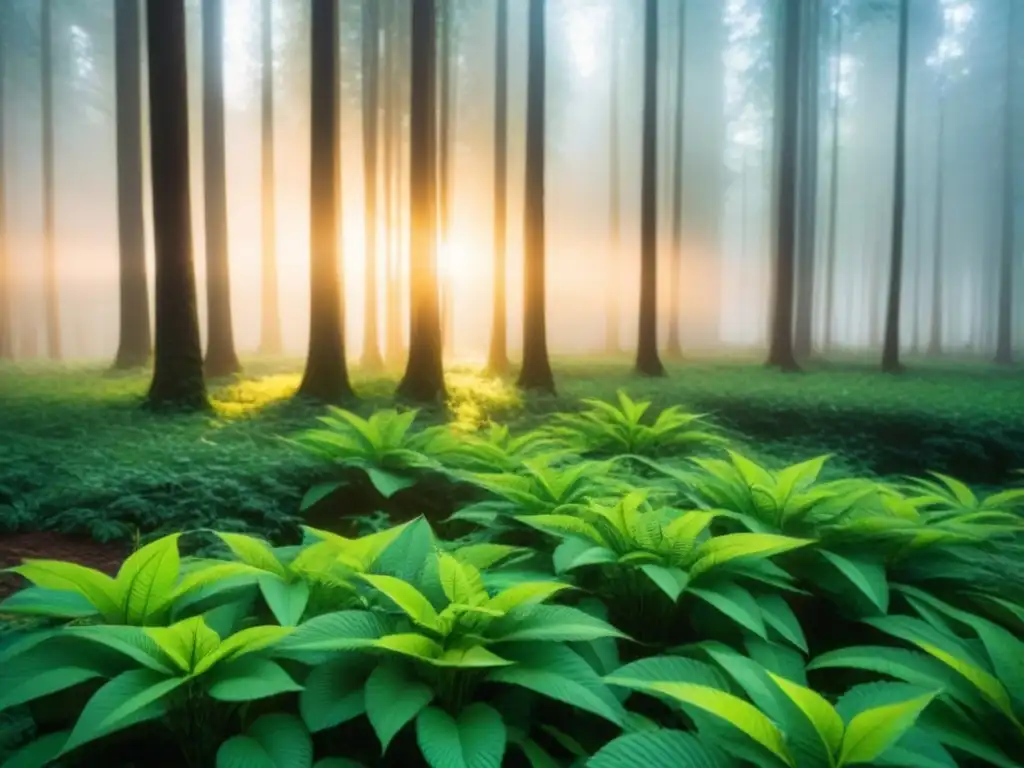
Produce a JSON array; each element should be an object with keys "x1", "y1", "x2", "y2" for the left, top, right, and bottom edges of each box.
[
  {"x1": 259, "y1": 0, "x2": 282, "y2": 355},
  {"x1": 665, "y1": 0, "x2": 686, "y2": 360},
  {"x1": 927, "y1": 94, "x2": 945, "y2": 356},
  {"x1": 145, "y1": 0, "x2": 207, "y2": 410},
  {"x1": 487, "y1": 0, "x2": 510, "y2": 374},
  {"x1": 605, "y1": 0, "x2": 621, "y2": 355},
  {"x1": 822, "y1": 6, "x2": 843, "y2": 351},
  {"x1": 113, "y1": 0, "x2": 151, "y2": 369},
  {"x1": 636, "y1": 0, "x2": 665, "y2": 376},
  {"x1": 201, "y1": 0, "x2": 240, "y2": 376},
  {"x1": 881, "y1": 0, "x2": 910, "y2": 372},
  {"x1": 518, "y1": 0, "x2": 555, "y2": 392},
  {"x1": 299, "y1": 0, "x2": 354, "y2": 402},
  {"x1": 766, "y1": 0, "x2": 802, "y2": 371},
  {"x1": 438, "y1": 0, "x2": 455, "y2": 354},
  {"x1": 398, "y1": 0, "x2": 446, "y2": 402},
  {"x1": 793, "y1": 0, "x2": 820, "y2": 359},
  {"x1": 361, "y1": 0, "x2": 384, "y2": 370},
  {"x1": 384, "y1": 0, "x2": 404, "y2": 367},
  {"x1": 0, "y1": 12, "x2": 12, "y2": 361},
  {"x1": 41, "y1": 0, "x2": 60, "y2": 360},
  {"x1": 995, "y1": 0, "x2": 1017, "y2": 365},
  {"x1": 910, "y1": 151, "x2": 923, "y2": 354}
]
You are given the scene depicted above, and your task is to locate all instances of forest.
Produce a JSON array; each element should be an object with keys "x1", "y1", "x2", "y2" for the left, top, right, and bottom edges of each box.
[{"x1": 0, "y1": 0, "x2": 1022, "y2": 766}]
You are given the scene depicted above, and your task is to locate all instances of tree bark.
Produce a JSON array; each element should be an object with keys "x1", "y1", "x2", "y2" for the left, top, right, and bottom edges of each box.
[
  {"x1": 113, "y1": 0, "x2": 152, "y2": 369},
  {"x1": 605, "y1": 0, "x2": 621, "y2": 355},
  {"x1": 397, "y1": 0, "x2": 446, "y2": 402},
  {"x1": 487, "y1": 0, "x2": 510, "y2": 374},
  {"x1": 517, "y1": 0, "x2": 555, "y2": 393},
  {"x1": 881, "y1": 0, "x2": 910, "y2": 373},
  {"x1": 635, "y1": 0, "x2": 665, "y2": 377},
  {"x1": 201, "y1": 0, "x2": 240, "y2": 377},
  {"x1": 665, "y1": 0, "x2": 686, "y2": 360},
  {"x1": 298, "y1": 0, "x2": 354, "y2": 402},
  {"x1": 822, "y1": 6, "x2": 843, "y2": 351},
  {"x1": 41, "y1": 0, "x2": 60, "y2": 360},
  {"x1": 145, "y1": 0, "x2": 208, "y2": 410},
  {"x1": 361, "y1": 0, "x2": 383, "y2": 370},
  {"x1": 766, "y1": 0, "x2": 802, "y2": 371},
  {"x1": 258, "y1": 0, "x2": 282, "y2": 355},
  {"x1": 383, "y1": 0, "x2": 404, "y2": 367},
  {"x1": 926, "y1": 95, "x2": 945, "y2": 357},
  {"x1": 438, "y1": 0, "x2": 455, "y2": 354},
  {"x1": 995, "y1": 0, "x2": 1017, "y2": 365}
]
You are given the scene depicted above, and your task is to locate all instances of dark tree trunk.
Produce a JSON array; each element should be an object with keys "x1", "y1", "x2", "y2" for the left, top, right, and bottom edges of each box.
[
  {"x1": 113, "y1": 0, "x2": 151, "y2": 369},
  {"x1": 259, "y1": 0, "x2": 282, "y2": 355},
  {"x1": 665, "y1": 0, "x2": 685, "y2": 360},
  {"x1": 793, "y1": 0, "x2": 820, "y2": 359},
  {"x1": 635, "y1": 0, "x2": 664, "y2": 377},
  {"x1": 605, "y1": 0, "x2": 621, "y2": 355},
  {"x1": 926, "y1": 96, "x2": 945, "y2": 357},
  {"x1": 361, "y1": 0, "x2": 383, "y2": 370},
  {"x1": 995, "y1": 0, "x2": 1017, "y2": 365},
  {"x1": 384, "y1": 0, "x2": 404, "y2": 367},
  {"x1": 881, "y1": 0, "x2": 910, "y2": 373},
  {"x1": 298, "y1": 0, "x2": 354, "y2": 402},
  {"x1": 487, "y1": 0, "x2": 510, "y2": 374},
  {"x1": 397, "y1": 0, "x2": 446, "y2": 402},
  {"x1": 41, "y1": 0, "x2": 60, "y2": 360},
  {"x1": 517, "y1": 0, "x2": 555, "y2": 393},
  {"x1": 766, "y1": 0, "x2": 802, "y2": 371},
  {"x1": 0, "y1": 18, "x2": 10, "y2": 361},
  {"x1": 201, "y1": 0, "x2": 240, "y2": 377},
  {"x1": 822, "y1": 6, "x2": 843, "y2": 351},
  {"x1": 145, "y1": 0, "x2": 208, "y2": 410},
  {"x1": 438, "y1": 0, "x2": 455, "y2": 354}
]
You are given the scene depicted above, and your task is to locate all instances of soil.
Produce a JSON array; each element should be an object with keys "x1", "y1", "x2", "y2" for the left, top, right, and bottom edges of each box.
[{"x1": 0, "y1": 531, "x2": 129, "y2": 602}]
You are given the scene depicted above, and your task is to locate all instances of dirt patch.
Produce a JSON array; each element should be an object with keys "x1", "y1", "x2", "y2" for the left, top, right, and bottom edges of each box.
[{"x1": 0, "y1": 532, "x2": 128, "y2": 602}]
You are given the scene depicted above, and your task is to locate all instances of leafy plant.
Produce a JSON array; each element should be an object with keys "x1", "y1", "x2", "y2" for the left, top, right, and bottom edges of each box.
[{"x1": 434, "y1": 422, "x2": 571, "y2": 473}]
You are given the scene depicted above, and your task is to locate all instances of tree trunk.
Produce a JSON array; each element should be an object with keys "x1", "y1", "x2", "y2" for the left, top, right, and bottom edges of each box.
[
  {"x1": 41, "y1": 0, "x2": 60, "y2": 360},
  {"x1": 438, "y1": 0, "x2": 455, "y2": 354},
  {"x1": 605, "y1": 0, "x2": 620, "y2": 355},
  {"x1": 383, "y1": 0, "x2": 404, "y2": 367},
  {"x1": 517, "y1": 0, "x2": 555, "y2": 392},
  {"x1": 145, "y1": 0, "x2": 208, "y2": 410},
  {"x1": 766, "y1": 0, "x2": 802, "y2": 371},
  {"x1": 201, "y1": 0, "x2": 240, "y2": 377},
  {"x1": 258, "y1": 0, "x2": 282, "y2": 355},
  {"x1": 995, "y1": 0, "x2": 1017, "y2": 365},
  {"x1": 397, "y1": 0, "x2": 446, "y2": 402},
  {"x1": 793, "y1": 0, "x2": 820, "y2": 359},
  {"x1": 113, "y1": 0, "x2": 152, "y2": 369},
  {"x1": 822, "y1": 6, "x2": 843, "y2": 351},
  {"x1": 635, "y1": 0, "x2": 665, "y2": 377},
  {"x1": 0, "y1": 15, "x2": 11, "y2": 361},
  {"x1": 361, "y1": 0, "x2": 383, "y2": 370},
  {"x1": 487, "y1": 0, "x2": 510, "y2": 374},
  {"x1": 926, "y1": 95, "x2": 945, "y2": 356},
  {"x1": 881, "y1": 0, "x2": 910, "y2": 372},
  {"x1": 665, "y1": 0, "x2": 685, "y2": 360},
  {"x1": 298, "y1": 0, "x2": 354, "y2": 402}
]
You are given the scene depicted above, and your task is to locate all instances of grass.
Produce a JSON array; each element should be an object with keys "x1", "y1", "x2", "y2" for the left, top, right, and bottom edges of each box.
[{"x1": 0, "y1": 354, "x2": 1021, "y2": 543}]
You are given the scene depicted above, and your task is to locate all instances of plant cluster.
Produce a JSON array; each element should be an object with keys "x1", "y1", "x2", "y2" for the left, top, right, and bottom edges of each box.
[{"x1": 1, "y1": 391, "x2": 1023, "y2": 767}]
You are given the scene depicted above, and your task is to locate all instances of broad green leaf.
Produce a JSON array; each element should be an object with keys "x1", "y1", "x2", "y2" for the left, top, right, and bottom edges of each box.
[
  {"x1": 438, "y1": 554, "x2": 487, "y2": 606},
  {"x1": 115, "y1": 533, "x2": 183, "y2": 623},
  {"x1": 0, "y1": 586, "x2": 97, "y2": 618},
  {"x1": 690, "y1": 533, "x2": 812, "y2": 578},
  {"x1": 300, "y1": 653, "x2": 373, "y2": 732},
  {"x1": 486, "y1": 581, "x2": 572, "y2": 614},
  {"x1": 588, "y1": 729, "x2": 729, "y2": 768},
  {"x1": 757, "y1": 594, "x2": 808, "y2": 653},
  {"x1": 819, "y1": 550, "x2": 889, "y2": 614},
  {"x1": 487, "y1": 666, "x2": 623, "y2": 725},
  {"x1": 206, "y1": 657, "x2": 303, "y2": 701},
  {"x1": 516, "y1": 514, "x2": 606, "y2": 545},
  {"x1": 640, "y1": 565, "x2": 690, "y2": 601},
  {"x1": 838, "y1": 692, "x2": 938, "y2": 766},
  {"x1": 194, "y1": 624, "x2": 293, "y2": 674},
  {"x1": 216, "y1": 532, "x2": 288, "y2": 578},
  {"x1": 365, "y1": 662, "x2": 435, "y2": 751},
  {"x1": 218, "y1": 713, "x2": 314, "y2": 768},
  {"x1": 432, "y1": 645, "x2": 515, "y2": 668},
  {"x1": 361, "y1": 573, "x2": 442, "y2": 631},
  {"x1": 416, "y1": 703, "x2": 506, "y2": 768},
  {"x1": 259, "y1": 575, "x2": 311, "y2": 627},
  {"x1": 366, "y1": 467, "x2": 419, "y2": 498},
  {"x1": 145, "y1": 614, "x2": 221, "y2": 673},
  {"x1": 374, "y1": 632, "x2": 446, "y2": 661},
  {"x1": 277, "y1": 609, "x2": 385, "y2": 654},
  {"x1": 8, "y1": 560, "x2": 119, "y2": 621},
  {"x1": 690, "y1": 583, "x2": 767, "y2": 639},
  {"x1": 451, "y1": 543, "x2": 526, "y2": 570},
  {"x1": 68, "y1": 624, "x2": 177, "y2": 674},
  {"x1": 767, "y1": 672, "x2": 844, "y2": 759},
  {"x1": 493, "y1": 605, "x2": 628, "y2": 643},
  {"x1": 0, "y1": 664, "x2": 106, "y2": 711},
  {"x1": 3, "y1": 731, "x2": 69, "y2": 768}
]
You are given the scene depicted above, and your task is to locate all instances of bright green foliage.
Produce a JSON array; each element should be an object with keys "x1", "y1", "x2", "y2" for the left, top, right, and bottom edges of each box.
[
  {"x1": 433, "y1": 422, "x2": 571, "y2": 473},
  {"x1": 547, "y1": 390, "x2": 726, "y2": 458},
  {"x1": 217, "y1": 713, "x2": 357, "y2": 768}
]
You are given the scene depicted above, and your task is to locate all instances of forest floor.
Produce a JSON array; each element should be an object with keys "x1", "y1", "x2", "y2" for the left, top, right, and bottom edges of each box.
[{"x1": 0, "y1": 353, "x2": 1021, "y2": 591}]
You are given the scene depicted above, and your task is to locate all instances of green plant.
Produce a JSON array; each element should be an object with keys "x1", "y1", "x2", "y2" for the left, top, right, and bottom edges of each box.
[
  {"x1": 434, "y1": 422, "x2": 572, "y2": 473},
  {"x1": 217, "y1": 713, "x2": 362, "y2": 768}
]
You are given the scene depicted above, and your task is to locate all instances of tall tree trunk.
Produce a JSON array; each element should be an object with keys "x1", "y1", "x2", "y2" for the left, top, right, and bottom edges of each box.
[
  {"x1": 926, "y1": 94, "x2": 945, "y2": 356},
  {"x1": 361, "y1": 0, "x2": 383, "y2": 370},
  {"x1": 397, "y1": 0, "x2": 446, "y2": 402},
  {"x1": 41, "y1": 0, "x2": 60, "y2": 360},
  {"x1": 766, "y1": 0, "x2": 802, "y2": 371},
  {"x1": 517, "y1": 0, "x2": 555, "y2": 392},
  {"x1": 383, "y1": 0, "x2": 404, "y2": 367},
  {"x1": 822, "y1": 5, "x2": 843, "y2": 351},
  {"x1": 487, "y1": 0, "x2": 510, "y2": 374},
  {"x1": 665, "y1": 0, "x2": 685, "y2": 360},
  {"x1": 145, "y1": 0, "x2": 207, "y2": 409},
  {"x1": 299, "y1": 0, "x2": 354, "y2": 402},
  {"x1": 605, "y1": 0, "x2": 620, "y2": 355},
  {"x1": 793, "y1": 0, "x2": 820, "y2": 359},
  {"x1": 113, "y1": 0, "x2": 151, "y2": 369},
  {"x1": 0, "y1": 15, "x2": 11, "y2": 361},
  {"x1": 438, "y1": 0, "x2": 455, "y2": 354},
  {"x1": 259, "y1": 0, "x2": 282, "y2": 355},
  {"x1": 881, "y1": 0, "x2": 910, "y2": 372},
  {"x1": 201, "y1": 0, "x2": 240, "y2": 376},
  {"x1": 995, "y1": 0, "x2": 1017, "y2": 365},
  {"x1": 635, "y1": 0, "x2": 664, "y2": 376}
]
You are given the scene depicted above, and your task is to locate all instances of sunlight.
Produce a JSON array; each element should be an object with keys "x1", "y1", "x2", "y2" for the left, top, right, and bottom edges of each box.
[
  {"x1": 563, "y1": 0, "x2": 605, "y2": 79},
  {"x1": 223, "y1": 0, "x2": 257, "y2": 107},
  {"x1": 437, "y1": 240, "x2": 471, "y2": 283}
]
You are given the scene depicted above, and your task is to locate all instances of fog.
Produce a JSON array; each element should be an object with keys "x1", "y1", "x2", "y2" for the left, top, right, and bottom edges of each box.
[{"x1": 0, "y1": 0, "x2": 1020, "y2": 363}]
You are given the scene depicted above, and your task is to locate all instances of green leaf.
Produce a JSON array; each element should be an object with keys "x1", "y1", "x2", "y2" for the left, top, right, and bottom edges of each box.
[
  {"x1": 3, "y1": 731, "x2": 69, "y2": 768},
  {"x1": 8, "y1": 560, "x2": 120, "y2": 620},
  {"x1": 438, "y1": 554, "x2": 487, "y2": 606},
  {"x1": 0, "y1": 586, "x2": 97, "y2": 618},
  {"x1": 588, "y1": 729, "x2": 729, "y2": 768},
  {"x1": 487, "y1": 665, "x2": 623, "y2": 725},
  {"x1": 361, "y1": 573, "x2": 442, "y2": 631},
  {"x1": 259, "y1": 575, "x2": 311, "y2": 627},
  {"x1": 216, "y1": 532, "x2": 288, "y2": 578},
  {"x1": 277, "y1": 609, "x2": 385, "y2": 654},
  {"x1": 492, "y1": 605, "x2": 628, "y2": 643},
  {"x1": 690, "y1": 533, "x2": 812, "y2": 578},
  {"x1": 640, "y1": 565, "x2": 690, "y2": 601},
  {"x1": 838, "y1": 692, "x2": 938, "y2": 766},
  {"x1": 0, "y1": 664, "x2": 107, "y2": 711},
  {"x1": 757, "y1": 594, "x2": 808, "y2": 653},
  {"x1": 217, "y1": 713, "x2": 314, "y2": 768},
  {"x1": 365, "y1": 661, "x2": 435, "y2": 752},
  {"x1": 486, "y1": 581, "x2": 572, "y2": 614},
  {"x1": 690, "y1": 583, "x2": 767, "y2": 639},
  {"x1": 206, "y1": 657, "x2": 303, "y2": 701},
  {"x1": 115, "y1": 533, "x2": 182, "y2": 623},
  {"x1": 766, "y1": 672, "x2": 844, "y2": 760},
  {"x1": 300, "y1": 481, "x2": 345, "y2": 511},
  {"x1": 365, "y1": 466, "x2": 419, "y2": 498},
  {"x1": 819, "y1": 550, "x2": 889, "y2": 614},
  {"x1": 300, "y1": 653, "x2": 373, "y2": 732},
  {"x1": 416, "y1": 703, "x2": 507, "y2": 768}
]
